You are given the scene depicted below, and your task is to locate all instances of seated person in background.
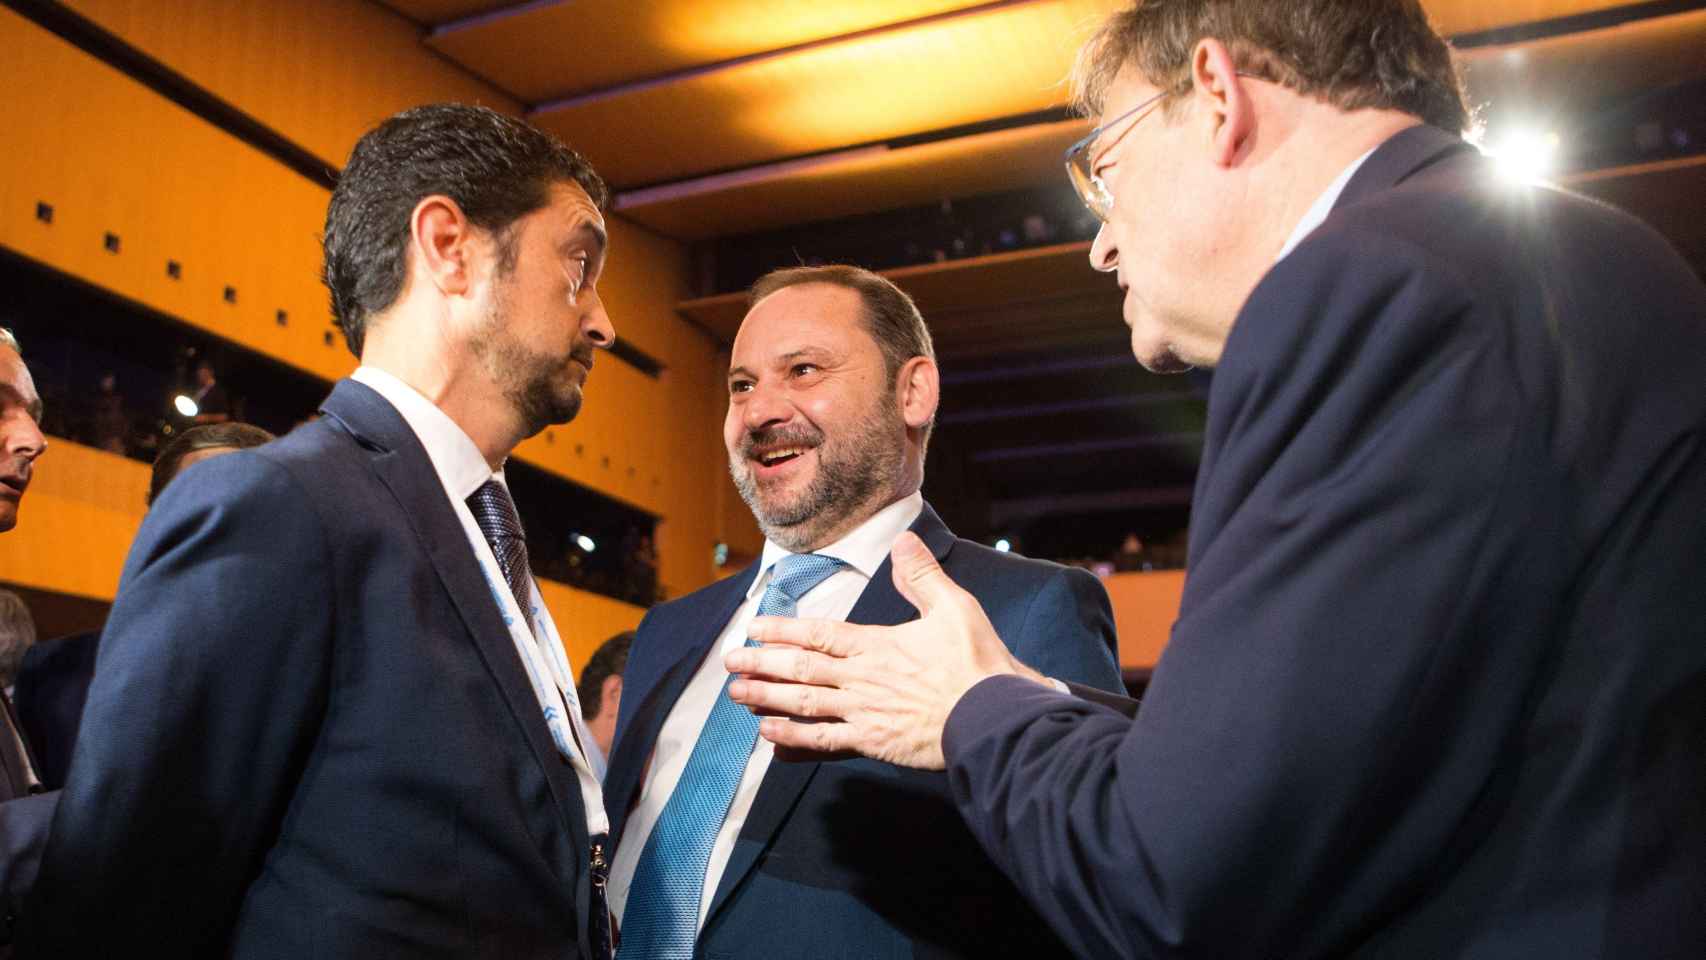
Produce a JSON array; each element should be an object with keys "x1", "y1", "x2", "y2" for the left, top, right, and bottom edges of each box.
[
  {"x1": 602, "y1": 265, "x2": 1123, "y2": 960},
  {"x1": 576, "y1": 631, "x2": 633, "y2": 781},
  {"x1": 14, "y1": 421, "x2": 274, "y2": 792},
  {"x1": 188, "y1": 361, "x2": 231, "y2": 426}
]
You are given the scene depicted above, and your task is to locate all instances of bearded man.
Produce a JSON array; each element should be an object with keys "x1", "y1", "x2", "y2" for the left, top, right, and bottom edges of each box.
[
  {"x1": 600, "y1": 265, "x2": 1123, "y2": 960},
  {"x1": 24, "y1": 104, "x2": 619, "y2": 958}
]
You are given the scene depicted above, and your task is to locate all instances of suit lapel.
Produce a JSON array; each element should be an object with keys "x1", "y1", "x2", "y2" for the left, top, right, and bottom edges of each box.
[
  {"x1": 605, "y1": 566, "x2": 755, "y2": 847},
  {"x1": 319, "y1": 380, "x2": 588, "y2": 863},
  {"x1": 705, "y1": 504, "x2": 957, "y2": 923}
]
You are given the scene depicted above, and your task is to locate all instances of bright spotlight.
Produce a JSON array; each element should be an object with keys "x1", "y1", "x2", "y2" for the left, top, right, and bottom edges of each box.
[
  {"x1": 1485, "y1": 129, "x2": 1560, "y2": 184},
  {"x1": 993, "y1": 538, "x2": 1012, "y2": 553},
  {"x1": 173, "y1": 394, "x2": 199, "y2": 417},
  {"x1": 575, "y1": 534, "x2": 596, "y2": 553}
]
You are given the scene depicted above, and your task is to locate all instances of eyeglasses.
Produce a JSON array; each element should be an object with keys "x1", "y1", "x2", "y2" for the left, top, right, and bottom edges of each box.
[
  {"x1": 1064, "y1": 90, "x2": 1169, "y2": 223},
  {"x1": 1065, "y1": 74, "x2": 1262, "y2": 222}
]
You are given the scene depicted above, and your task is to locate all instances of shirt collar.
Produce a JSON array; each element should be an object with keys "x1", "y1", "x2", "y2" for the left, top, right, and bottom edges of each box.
[
  {"x1": 351, "y1": 365, "x2": 498, "y2": 500},
  {"x1": 748, "y1": 491, "x2": 925, "y2": 599},
  {"x1": 1274, "y1": 145, "x2": 1380, "y2": 264}
]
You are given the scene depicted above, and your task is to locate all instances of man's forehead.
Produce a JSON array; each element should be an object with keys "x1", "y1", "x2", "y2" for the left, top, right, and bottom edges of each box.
[
  {"x1": 732, "y1": 286, "x2": 867, "y2": 365},
  {"x1": 0, "y1": 348, "x2": 41, "y2": 415},
  {"x1": 549, "y1": 180, "x2": 605, "y2": 227}
]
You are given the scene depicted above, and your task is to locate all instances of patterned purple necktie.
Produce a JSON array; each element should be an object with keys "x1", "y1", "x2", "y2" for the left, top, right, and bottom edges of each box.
[{"x1": 466, "y1": 478, "x2": 535, "y2": 631}]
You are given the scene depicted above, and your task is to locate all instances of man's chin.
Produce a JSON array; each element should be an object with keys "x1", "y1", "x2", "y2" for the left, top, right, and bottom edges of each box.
[{"x1": 1131, "y1": 329, "x2": 1195, "y2": 375}]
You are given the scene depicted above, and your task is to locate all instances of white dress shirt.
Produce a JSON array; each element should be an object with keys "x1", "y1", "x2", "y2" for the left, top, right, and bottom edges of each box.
[
  {"x1": 349, "y1": 366, "x2": 609, "y2": 837},
  {"x1": 1275, "y1": 144, "x2": 1379, "y2": 263},
  {"x1": 607, "y1": 491, "x2": 925, "y2": 931}
]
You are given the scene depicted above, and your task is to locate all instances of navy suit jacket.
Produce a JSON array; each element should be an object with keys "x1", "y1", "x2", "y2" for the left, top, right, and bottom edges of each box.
[
  {"x1": 12, "y1": 630, "x2": 99, "y2": 792},
  {"x1": 943, "y1": 124, "x2": 1706, "y2": 958},
  {"x1": 20, "y1": 380, "x2": 598, "y2": 958},
  {"x1": 606, "y1": 503, "x2": 1123, "y2": 959}
]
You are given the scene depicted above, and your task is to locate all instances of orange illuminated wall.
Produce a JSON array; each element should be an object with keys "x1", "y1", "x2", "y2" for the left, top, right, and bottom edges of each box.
[{"x1": 1102, "y1": 570, "x2": 1186, "y2": 672}]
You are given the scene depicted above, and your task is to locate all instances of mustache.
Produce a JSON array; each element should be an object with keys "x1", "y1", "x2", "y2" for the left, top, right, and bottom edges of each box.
[
  {"x1": 571, "y1": 346, "x2": 596, "y2": 371},
  {"x1": 740, "y1": 425, "x2": 822, "y2": 459}
]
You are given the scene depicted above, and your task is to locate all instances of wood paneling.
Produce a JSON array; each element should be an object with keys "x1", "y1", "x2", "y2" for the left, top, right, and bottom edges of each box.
[
  {"x1": 1102, "y1": 569, "x2": 1184, "y2": 671},
  {"x1": 2, "y1": 4, "x2": 354, "y2": 385},
  {"x1": 678, "y1": 241, "x2": 1109, "y2": 344},
  {"x1": 60, "y1": 0, "x2": 520, "y2": 169},
  {"x1": 617, "y1": 119, "x2": 1087, "y2": 240},
  {"x1": 430, "y1": 0, "x2": 999, "y2": 102},
  {"x1": 530, "y1": 0, "x2": 1114, "y2": 188}
]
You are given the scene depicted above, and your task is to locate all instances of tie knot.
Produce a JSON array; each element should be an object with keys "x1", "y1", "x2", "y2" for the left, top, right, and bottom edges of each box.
[{"x1": 766, "y1": 553, "x2": 846, "y2": 605}]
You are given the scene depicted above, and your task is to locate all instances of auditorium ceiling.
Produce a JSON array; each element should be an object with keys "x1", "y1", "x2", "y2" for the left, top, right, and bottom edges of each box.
[{"x1": 378, "y1": 0, "x2": 1706, "y2": 556}]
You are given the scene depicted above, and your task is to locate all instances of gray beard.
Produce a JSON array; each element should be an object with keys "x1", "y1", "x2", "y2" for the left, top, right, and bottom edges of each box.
[{"x1": 731, "y1": 404, "x2": 906, "y2": 553}]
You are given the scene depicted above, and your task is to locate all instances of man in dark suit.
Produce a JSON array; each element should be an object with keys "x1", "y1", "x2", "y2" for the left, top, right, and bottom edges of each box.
[
  {"x1": 604, "y1": 265, "x2": 1122, "y2": 958},
  {"x1": 0, "y1": 330, "x2": 52, "y2": 950},
  {"x1": 727, "y1": 3, "x2": 1706, "y2": 957},
  {"x1": 22, "y1": 104, "x2": 619, "y2": 958}
]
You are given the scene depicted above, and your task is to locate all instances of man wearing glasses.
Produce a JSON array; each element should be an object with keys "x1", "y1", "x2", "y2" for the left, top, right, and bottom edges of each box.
[{"x1": 727, "y1": 2, "x2": 1706, "y2": 957}]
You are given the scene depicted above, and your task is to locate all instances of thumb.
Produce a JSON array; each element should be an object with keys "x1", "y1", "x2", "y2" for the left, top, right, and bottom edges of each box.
[{"x1": 889, "y1": 531, "x2": 956, "y2": 616}]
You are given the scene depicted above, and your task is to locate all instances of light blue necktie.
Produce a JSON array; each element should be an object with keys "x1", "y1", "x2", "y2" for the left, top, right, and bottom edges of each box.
[{"x1": 618, "y1": 553, "x2": 846, "y2": 959}]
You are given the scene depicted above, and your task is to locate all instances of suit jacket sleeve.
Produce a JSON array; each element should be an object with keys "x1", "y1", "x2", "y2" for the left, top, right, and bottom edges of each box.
[
  {"x1": 942, "y1": 226, "x2": 1547, "y2": 958},
  {"x1": 1063, "y1": 680, "x2": 1140, "y2": 718},
  {"x1": 21, "y1": 451, "x2": 336, "y2": 954}
]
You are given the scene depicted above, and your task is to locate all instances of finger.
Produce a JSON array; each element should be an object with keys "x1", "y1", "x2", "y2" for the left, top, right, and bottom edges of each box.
[
  {"x1": 757, "y1": 716, "x2": 858, "y2": 755},
  {"x1": 887, "y1": 531, "x2": 968, "y2": 618},
  {"x1": 746, "y1": 615, "x2": 866, "y2": 657},
  {"x1": 725, "y1": 644, "x2": 847, "y2": 686},
  {"x1": 726, "y1": 677, "x2": 850, "y2": 720}
]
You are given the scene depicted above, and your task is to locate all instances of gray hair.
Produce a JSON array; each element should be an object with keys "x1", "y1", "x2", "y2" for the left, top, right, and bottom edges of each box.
[{"x1": 0, "y1": 590, "x2": 37, "y2": 689}]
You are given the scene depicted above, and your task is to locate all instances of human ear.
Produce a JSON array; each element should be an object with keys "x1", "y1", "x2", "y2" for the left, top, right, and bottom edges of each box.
[
  {"x1": 897, "y1": 355, "x2": 940, "y2": 430},
  {"x1": 407, "y1": 195, "x2": 475, "y2": 298},
  {"x1": 1191, "y1": 38, "x2": 1254, "y2": 167}
]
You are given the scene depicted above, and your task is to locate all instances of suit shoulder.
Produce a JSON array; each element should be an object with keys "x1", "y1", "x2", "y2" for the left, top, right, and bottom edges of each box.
[{"x1": 945, "y1": 539, "x2": 1104, "y2": 596}]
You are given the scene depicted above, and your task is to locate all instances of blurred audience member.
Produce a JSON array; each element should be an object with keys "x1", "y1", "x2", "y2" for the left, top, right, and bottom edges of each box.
[
  {"x1": 1113, "y1": 533, "x2": 1146, "y2": 572},
  {"x1": 91, "y1": 373, "x2": 126, "y2": 456},
  {"x1": 576, "y1": 631, "x2": 633, "y2": 780},
  {"x1": 146, "y1": 421, "x2": 274, "y2": 507},
  {"x1": 0, "y1": 596, "x2": 34, "y2": 698},
  {"x1": 189, "y1": 360, "x2": 230, "y2": 425}
]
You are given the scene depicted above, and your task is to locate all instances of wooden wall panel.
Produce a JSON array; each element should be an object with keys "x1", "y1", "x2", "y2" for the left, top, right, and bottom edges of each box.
[
  {"x1": 1, "y1": 5, "x2": 353, "y2": 384},
  {"x1": 60, "y1": 0, "x2": 521, "y2": 169},
  {"x1": 1102, "y1": 569, "x2": 1185, "y2": 671}
]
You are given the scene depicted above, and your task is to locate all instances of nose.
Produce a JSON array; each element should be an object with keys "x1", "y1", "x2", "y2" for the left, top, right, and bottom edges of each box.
[
  {"x1": 1089, "y1": 222, "x2": 1119, "y2": 273},
  {"x1": 6, "y1": 415, "x2": 45, "y2": 462},
  {"x1": 581, "y1": 290, "x2": 615, "y2": 348},
  {"x1": 741, "y1": 379, "x2": 792, "y2": 431}
]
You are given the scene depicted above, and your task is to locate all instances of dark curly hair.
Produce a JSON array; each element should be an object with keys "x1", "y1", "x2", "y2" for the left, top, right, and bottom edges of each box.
[{"x1": 321, "y1": 103, "x2": 609, "y2": 356}]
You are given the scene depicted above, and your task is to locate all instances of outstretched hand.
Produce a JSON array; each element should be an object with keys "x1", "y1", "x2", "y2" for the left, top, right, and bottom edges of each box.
[{"x1": 725, "y1": 531, "x2": 1049, "y2": 770}]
